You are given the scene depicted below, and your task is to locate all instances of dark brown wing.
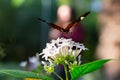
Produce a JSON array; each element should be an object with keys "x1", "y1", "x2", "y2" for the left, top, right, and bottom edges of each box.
[
  {"x1": 65, "y1": 11, "x2": 90, "y2": 30},
  {"x1": 38, "y1": 18, "x2": 63, "y2": 31}
]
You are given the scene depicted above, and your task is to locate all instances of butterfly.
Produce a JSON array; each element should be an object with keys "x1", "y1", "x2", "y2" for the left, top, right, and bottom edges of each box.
[{"x1": 38, "y1": 11, "x2": 90, "y2": 33}]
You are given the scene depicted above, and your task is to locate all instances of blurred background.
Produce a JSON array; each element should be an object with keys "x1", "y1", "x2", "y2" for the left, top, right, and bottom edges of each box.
[
  {"x1": 0, "y1": 0, "x2": 120, "y2": 80},
  {"x1": 0, "y1": 0, "x2": 99, "y2": 61}
]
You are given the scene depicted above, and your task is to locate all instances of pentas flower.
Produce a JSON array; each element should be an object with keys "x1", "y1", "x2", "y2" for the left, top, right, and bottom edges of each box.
[{"x1": 39, "y1": 37, "x2": 87, "y2": 73}]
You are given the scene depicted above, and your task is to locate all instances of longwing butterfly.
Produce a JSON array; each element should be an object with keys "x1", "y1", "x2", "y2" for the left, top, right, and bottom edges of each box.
[{"x1": 38, "y1": 11, "x2": 90, "y2": 33}]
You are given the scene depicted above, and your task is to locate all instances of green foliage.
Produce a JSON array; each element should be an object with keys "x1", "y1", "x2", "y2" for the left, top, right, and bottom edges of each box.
[
  {"x1": 0, "y1": 59, "x2": 111, "y2": 80},
  {"x1": 57, "y1": 0, "x2": 72, "y2": 5},
  {"x1": 70, "y1": 59, "x2": 111, "y2": 80},
  {"x1": 0, "y1": 69, "x2": 53, "y2": 80}
]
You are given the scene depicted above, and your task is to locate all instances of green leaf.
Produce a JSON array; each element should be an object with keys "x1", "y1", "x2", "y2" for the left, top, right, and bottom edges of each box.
[
  {"x1": 70, "y1": 59, "x2": 111, "y2": 80},
  {"x1": 0, "y1": 69, "x2": 53, "y2": 80}
]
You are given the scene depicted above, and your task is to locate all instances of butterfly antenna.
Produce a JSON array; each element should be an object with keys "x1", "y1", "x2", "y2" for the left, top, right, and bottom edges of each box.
[{"x1": 38, "y1": 18, "x2": 50, "y2": 24}]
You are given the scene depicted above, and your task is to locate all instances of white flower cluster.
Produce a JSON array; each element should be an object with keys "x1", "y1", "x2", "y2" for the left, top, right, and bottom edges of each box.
[{"x1": 40, "y1": 37, "x2": 88, "y2": 60}]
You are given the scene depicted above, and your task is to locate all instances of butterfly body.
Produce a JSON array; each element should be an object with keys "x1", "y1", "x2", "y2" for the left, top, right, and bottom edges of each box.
[
  {"x1": 61, "y1": 28, "x2": 70, "y2": 33},
  {"x1": 38, "y1": 11, "x2": 90, "y2": 33}
]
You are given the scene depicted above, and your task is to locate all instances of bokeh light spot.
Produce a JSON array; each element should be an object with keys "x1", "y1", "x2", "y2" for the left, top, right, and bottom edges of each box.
[{"x1": 11, "y1": 0, "x2": 25, "y2": 8}]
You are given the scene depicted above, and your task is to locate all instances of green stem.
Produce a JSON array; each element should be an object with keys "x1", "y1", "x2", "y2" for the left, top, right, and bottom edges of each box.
[
  {"x1": 53, "y1": 72, "x2": 63, "y2": 80},
  {"x1": 63, "y1": 64, "x2": 68, "y2": 80}
]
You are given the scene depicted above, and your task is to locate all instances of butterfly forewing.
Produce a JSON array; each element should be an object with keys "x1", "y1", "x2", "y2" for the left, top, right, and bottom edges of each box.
[
  {"x1": 38, "y1": 11, "x2": 90, "y2": 33},
  {"x1": 65, "y1": 11, "x2": 90, "y2": 30},
  {"x1": 65, "y1": 20, "x2": 78, "y2": 30},
  {"x1": 79, "y1": 11, "x2": 90, "y2": 20},
  {"x1": 48, "y1": 23, "x2": 64, "y2": 31},
  {"x1": 38, "y1": 18, "x2": 63, "y2": 31}
]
